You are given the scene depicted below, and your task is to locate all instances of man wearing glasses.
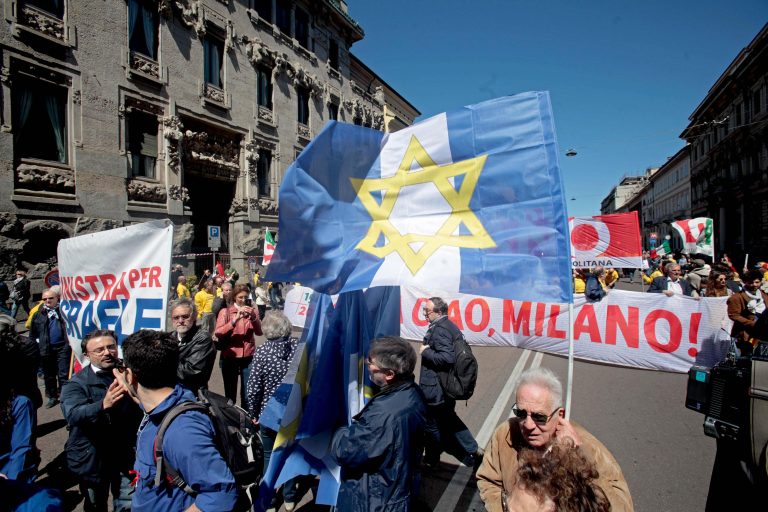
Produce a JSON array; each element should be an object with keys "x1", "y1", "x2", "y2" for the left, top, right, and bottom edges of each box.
[
  {"x1": 477, "y1": 367, "x2": 633, "y2": 512},
  {"x1": 169, "y1": 298, "x2": 216, "y2": 395},
  {"x1": 60, "y1": 330, "x2": 142, "y2": 512},
  {"x1": 331, "y1": 336, "x2": 427, "y2": 510},
  {"x1": 419, "y1": 297, "x2": 482, "y2": 469},
  {"x1": 30, "y1": 287, "x2": 70, "y2": 408},
  {"x1": 648, "y1": 263, "x2": 696, "y2": 297}
]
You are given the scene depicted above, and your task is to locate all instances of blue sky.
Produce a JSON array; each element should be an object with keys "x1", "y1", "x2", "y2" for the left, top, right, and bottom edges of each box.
[{"x1": 347, "y1": 1, "x2": 767, "y2": 216}]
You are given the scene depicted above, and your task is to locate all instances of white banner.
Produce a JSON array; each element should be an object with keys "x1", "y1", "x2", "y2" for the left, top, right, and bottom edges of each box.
[
  {"x1": 282, "y1": 285, "x2": 733, "y2": 373},
  {"x1": 402, "y1": 287, "x2": 732, "y2": 373},
  {"x1": 57, "y1": 220, "x2": 174, "y2": 363}
]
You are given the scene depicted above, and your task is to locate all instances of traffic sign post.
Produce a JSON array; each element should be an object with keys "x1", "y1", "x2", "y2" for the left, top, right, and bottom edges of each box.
[{"x1": 208, "y1": 225, "x2": 221, "y2": 273}]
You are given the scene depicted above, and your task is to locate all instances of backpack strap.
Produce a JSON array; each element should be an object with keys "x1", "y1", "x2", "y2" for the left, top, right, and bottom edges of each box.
[{"x1": 153, "y1": 401, "x2": 209, "y2": 495}]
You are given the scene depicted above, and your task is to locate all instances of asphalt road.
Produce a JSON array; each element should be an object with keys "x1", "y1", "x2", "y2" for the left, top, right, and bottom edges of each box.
[{"x1": 30, "y1": 278, "x2": 717, "y2": 511}]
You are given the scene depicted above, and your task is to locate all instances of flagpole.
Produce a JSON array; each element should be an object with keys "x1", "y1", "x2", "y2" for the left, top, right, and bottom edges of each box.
[{"x1": 565, "y1": 302, "x2": 575, "y2": 420}]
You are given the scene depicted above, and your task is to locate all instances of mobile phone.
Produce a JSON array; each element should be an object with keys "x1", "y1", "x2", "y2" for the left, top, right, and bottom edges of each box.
[{"x1": 244, "y1": 298, "x2": 253, "y2": 307}]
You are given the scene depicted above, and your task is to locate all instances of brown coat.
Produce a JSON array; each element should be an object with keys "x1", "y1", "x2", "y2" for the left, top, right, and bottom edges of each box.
[
  {"x1": 476, "y1": 419, "x2": 633, "y2": 512},
  {"x1": 727, "y1": 289, "x2": 768, "y2": 351}
]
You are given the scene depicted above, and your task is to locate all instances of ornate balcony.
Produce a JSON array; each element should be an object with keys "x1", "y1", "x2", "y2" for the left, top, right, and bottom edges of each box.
[
  {"x1": 257, "y1": 105, "x2": 274, "y2": 124},
  {"x1": 129, "y1": 51, "x2": 160, "y2": 80},
  {"x1": 297, "y1": 122, "x2": 311, "y2": 141},
  {"x1": 14, "y1": 4, "x2": 66, "y2": 44}
]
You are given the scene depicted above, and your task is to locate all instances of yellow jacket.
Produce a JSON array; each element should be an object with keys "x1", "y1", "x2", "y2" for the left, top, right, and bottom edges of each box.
[
  {"x1": 194, "y1": 290, "x2": 215, "y2": 318},
  {"x1": 574, "y1": 276, "x2": 586, "y2": 293},
  {"x1": 642, "y1": 269, "x2": 663, "y2": 284},
  {"x1": 177, "y1": 283, "x2": 190, "y2": 299},
  {"x1": 25, "y1": 301, "x2": 44, "y2": 329}
]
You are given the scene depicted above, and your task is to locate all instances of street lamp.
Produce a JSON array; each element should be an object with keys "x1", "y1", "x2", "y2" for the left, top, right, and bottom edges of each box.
[{"x1": 565, "y1": 148, "x2": 577, "y2": 157}]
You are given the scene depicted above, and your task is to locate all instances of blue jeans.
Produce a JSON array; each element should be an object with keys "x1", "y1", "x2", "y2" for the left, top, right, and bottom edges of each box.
[
  {"x1": 424, "y1": 399, "x2": 478, "y2": 465},
  {"x1": 260, "y1": 426, "x2": 301, "y2": 504},
  {"x1": 11, "y1": 300, "x2": 30, "y2": 319},
  {"x1": 80, "y1": 471, "x2": 133, "y2": 512},
  {"x1": 220, "y1": 356, "x2": 252, "y2": 407}
]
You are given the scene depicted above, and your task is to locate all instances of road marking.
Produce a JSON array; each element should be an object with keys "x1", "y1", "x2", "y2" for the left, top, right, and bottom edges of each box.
[{"x1": 434, "y1": 349, "x2": 542, "y2": 511}]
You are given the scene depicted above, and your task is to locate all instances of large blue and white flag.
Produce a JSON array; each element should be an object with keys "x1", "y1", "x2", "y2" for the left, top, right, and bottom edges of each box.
[{"x1": 266, "y1": 92, "x2": 573, "y2": 303}]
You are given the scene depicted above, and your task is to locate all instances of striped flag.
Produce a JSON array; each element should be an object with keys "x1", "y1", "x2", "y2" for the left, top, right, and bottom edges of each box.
[{"x1": 263, "y1": 229, "x2": 276, "y2": 266}]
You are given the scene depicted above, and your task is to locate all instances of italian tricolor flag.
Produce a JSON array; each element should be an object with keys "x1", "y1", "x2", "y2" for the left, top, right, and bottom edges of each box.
[
  {"x1": 672, "y1": 218, "x2": 714, "y2": 257},
  {"x1": 263, "y1": 229, "x2": 276, "y2": 266}
]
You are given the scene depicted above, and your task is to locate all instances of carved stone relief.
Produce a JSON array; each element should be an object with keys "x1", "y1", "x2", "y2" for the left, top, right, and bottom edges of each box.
[
  {"x1": 129, "y1": 52, "x2": 160, "y2": 79},
  {"x1": 127, "y1": 180, "x2": 167, "y2": 203},
  {"x1": 16, "y1": 164, "x2": 75, "y2": 194},
  {"x1": 168, "y1": 185, "x2": 190, "y2": 203},
  {"x1": 19, "y1": 5, "x2": 65, "y2": 41},
  {"x1": 257, "y1": 198, "x2": 278, "y2": 215},
  {"x1": 163, "y1": 116, "x2": 184, "y2": 173},
  {"x1": 229, "y1": 198, "x2": 248, "y2": 215}
]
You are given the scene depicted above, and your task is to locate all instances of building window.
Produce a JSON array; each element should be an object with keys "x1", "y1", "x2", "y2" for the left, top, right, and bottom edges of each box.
[
  {"x1": 204, "y1": 37, "x2": 224, "y2": 87},
  {"x1": 297, "y1": 87, "x2": 309, "y2": 124},
  {"x1": 257, "y1": 67, "x2": 272, "y2": 109},
  {"x1": 12, "y1": 76, "x2": 67, "y2": 164},
  {"x1": 24, "y1": 0, "x2": 64, "y2": 17},
  {"x1": 127, "y1": 111, "x2": 158, "y2": 179},
  {"x1": 128, "y1": 0, "x2": 158, "y2": 59},
  {"x1": 329, "y1": 39, "x2": 339, "y2": 71},
  {"x1": 276, "y1": 0, "x2": 291, "y2": 34},
  {"x1": 754, "y1": 88, "x2": 763, "y2": 116},
  {"x1": 328, "y1": 103, "x2": 339, "y2": 121},
  {"x1": 257, "y1": 148, "x2": 271, "y2": 197},
  {"x1": 254, "y1": 0, "x2": 272, "y2": 22},
  {"x1": 295, "y1": 7, "x2": 309, "y2": 49}
]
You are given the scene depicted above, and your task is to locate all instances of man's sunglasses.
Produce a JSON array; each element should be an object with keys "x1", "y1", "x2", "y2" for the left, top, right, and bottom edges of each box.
[{"x1": 511, "y1": 404, "x2": 560, "y2": 425}]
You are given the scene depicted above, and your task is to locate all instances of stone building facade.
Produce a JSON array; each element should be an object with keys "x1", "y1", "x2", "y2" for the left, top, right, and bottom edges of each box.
[
  {"x1": 0, "y1": 0, "x2": 419, "y2": 286},
  {"x1": 681, "y1": 23, "x2": 768, "y2": 261},
  {"x1": 641, "y1": 146, "x2": 691, "y2": 251}
]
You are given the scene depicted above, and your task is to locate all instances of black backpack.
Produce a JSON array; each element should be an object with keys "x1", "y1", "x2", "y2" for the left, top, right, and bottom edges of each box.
[
  {"x1": 438, "y1": 330, "x2": 479, "y2": 401},
  {"x1": 153, "y1": 389, "x2": 263, "y2": 497}
]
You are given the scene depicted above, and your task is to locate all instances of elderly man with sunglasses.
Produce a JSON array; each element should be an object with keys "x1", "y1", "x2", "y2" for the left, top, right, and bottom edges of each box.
[{"x1": 477, "y1": 367, "x2": 633, "y2": 512}]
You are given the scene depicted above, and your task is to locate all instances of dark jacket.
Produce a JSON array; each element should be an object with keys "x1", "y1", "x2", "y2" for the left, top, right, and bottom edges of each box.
[
  {"x1": 2, "y1": 334, "x2": 42, "y2": 408},
  {"x1": 727, "y1": 289, "x2": 768, "y2": 354},
  {"x1": 419, "y1": 315, "x2": 458, "y2": 405},
  {"x1": 648, "y1": 276, "x2": 695, "y2": 296},
  {"x1": 585, "y1": 273, "x2": 606, "y2": 302},
  {"x1": 175, "y1": 325, "x2": 216, "y2": 394},
  {"x1": 211, "y1": 296, "x2": 227, "y2": 322},
  {"x1": 29, "y1": 306, "x2": 67, "y2": 357},
  {"x1": 11, "y1": 277, "x2": 30, "y2": 302},
  {"x1": 332, "y1": 379, "x2": 428, "y2": 512},
  {"x1": 60, "y1": 366, "x2": 142, "y2": 483}
]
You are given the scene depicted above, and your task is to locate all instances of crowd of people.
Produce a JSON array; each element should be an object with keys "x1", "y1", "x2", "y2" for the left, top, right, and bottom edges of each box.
[{"x1": 0, "y1": 262, "x2": 637, "y2": 512}]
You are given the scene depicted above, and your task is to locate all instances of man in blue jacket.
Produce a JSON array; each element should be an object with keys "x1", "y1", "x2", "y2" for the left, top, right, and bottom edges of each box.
[
  {"x1": 115, "y1": 329, "x2": 238, "y2": 512},
  {"x1": 419, "y1": 297, "x2": 482, "y2": 469},
  {"x1": 331, "y1": 336, "x2": 428, "y2": 511},
  {"x1": 60, "y1": 330, "x2": 142, "y2": 512}
]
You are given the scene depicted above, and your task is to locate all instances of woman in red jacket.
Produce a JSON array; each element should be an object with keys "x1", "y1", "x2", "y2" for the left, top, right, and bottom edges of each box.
[{"x1": 214, "y1": 284, "x2": 262, "y2": 405}]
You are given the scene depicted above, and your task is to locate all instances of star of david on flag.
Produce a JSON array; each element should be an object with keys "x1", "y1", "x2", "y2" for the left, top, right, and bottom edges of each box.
[{"x1": 265, "y1": 92, "x2": 573, "y2": 303}]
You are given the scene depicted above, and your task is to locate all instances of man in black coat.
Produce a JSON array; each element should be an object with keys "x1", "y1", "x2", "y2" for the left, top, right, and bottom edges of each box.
[
  {"x1": 419, "y1": 297, "x2": 482, "y2": 468},
  {"x1": 647, "y1": 263, "x2": 697, "y2": 297},
  {"x1": 10, "y1": 269, "x2": 31, "y2": 319},
  {"x1": 0, "y1": 314, "x2": 42, "y2": 409},
  {"x1": 30, "y1": 287, "x2": 71, "y2": 408},
  {"x1": 60, "y1": 330, "x2": 142, "y2": 512},
  {"x1": 169, "y1": 298, "x2": 216, "y2": 394},
  {"x1": 331, "y1": 336, "x2": 427, "y2": 511}
]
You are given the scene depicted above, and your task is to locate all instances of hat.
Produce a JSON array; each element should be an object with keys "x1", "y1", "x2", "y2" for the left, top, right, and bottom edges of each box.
[{"x1": 693, "y1": 259, "x2": 705, "y2": 267}]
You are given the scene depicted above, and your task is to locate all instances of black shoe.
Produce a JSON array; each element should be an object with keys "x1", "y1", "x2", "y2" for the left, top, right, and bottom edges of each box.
[{"x1": 45, "y1": 398, "x2": 59, "y2": 409}]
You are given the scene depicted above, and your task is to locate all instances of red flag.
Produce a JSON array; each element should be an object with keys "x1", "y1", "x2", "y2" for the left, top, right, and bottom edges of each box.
[{"x1": 569, "y1": 212, "x2": 642, "y2": 268}]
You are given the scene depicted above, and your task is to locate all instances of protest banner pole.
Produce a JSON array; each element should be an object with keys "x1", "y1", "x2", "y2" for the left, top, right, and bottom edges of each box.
[{"x1": 565, "y1": 302, "x2": 575, "y2": 420}]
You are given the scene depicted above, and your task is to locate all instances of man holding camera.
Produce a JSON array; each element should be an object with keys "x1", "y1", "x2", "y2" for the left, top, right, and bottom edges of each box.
[{"x1": 60, "y1": 330, "x2": 142, "y2": 512}]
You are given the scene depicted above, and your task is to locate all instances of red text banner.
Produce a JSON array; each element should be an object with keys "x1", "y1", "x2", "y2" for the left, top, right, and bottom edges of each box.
[
  {"x1": 57, "y1": 220, "x2": 173, "y2": 363},
  {"x1": 401, "y1": 287, "x2": 732, "y2": 373}
]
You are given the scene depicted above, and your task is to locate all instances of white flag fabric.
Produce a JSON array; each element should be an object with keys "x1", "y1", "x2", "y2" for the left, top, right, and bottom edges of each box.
[{"x1": 672, "y1": 218, "x2": 714, "y2": 256}]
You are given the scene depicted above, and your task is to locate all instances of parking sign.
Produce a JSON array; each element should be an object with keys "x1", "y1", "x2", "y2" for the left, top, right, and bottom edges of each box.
[{"x1": 208, "y1": 225, "x2": 221, "y2": 249}]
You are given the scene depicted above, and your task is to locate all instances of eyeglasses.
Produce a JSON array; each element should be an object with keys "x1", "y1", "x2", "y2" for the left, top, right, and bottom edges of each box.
[
  {"x1": 511, "y1": 404, "x2": 560, "y2": 425},
  {"x1": 172, "y1": 313, "x2": 192, "y2": 321},
  {"x1": 43, "y1": 297, "x2": 57, "y2": 301},
  {"x1": 89, "y1": 344, "x2": 118, "y2": 355}
]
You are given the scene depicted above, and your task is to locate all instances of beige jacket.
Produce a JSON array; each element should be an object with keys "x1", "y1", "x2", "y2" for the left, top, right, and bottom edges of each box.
[{"x1": 476, "y1": 419, "x2": 634, "y2": 512}]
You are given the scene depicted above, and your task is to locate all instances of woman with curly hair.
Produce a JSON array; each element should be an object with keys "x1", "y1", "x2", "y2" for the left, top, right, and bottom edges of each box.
[{"x1": 504, "y1": 440, "x2": 610, "y2": 512}]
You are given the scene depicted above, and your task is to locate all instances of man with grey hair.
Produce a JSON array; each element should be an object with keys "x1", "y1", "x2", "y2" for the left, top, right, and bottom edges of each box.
[
  {"x1": 30, "y1": 286, "x2": 70, "y2": 408},
  {"x1": 648, "y1": 263, "x2": 696, "y2": 297},
  {"x1": 477, "y1": 367, "x2": 633, "y2": 512},
  {"x1": 169, "y1": 298, "x2": 216, "y2": 394},
  {"x1": 332, "y1": 336, "x2": 427, "y2": 510}
]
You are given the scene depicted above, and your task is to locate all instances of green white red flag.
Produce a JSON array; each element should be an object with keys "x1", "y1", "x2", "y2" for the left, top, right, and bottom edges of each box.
[
  {"x1": 263, "y1": 229, "x2": 276, "y2": 266},
  {"x1": 672, "y1": 218, "x2": 714, "y2": 257}
]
